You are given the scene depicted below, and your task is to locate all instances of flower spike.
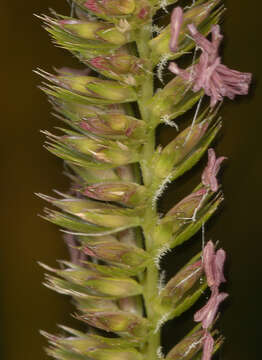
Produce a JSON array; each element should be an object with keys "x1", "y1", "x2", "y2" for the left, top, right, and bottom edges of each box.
[
  {"x1": 169, "y1": 7, "x2": 183, "y2": 53},
  {"x1": 203, "y1": 240, "x2": 226, "y2": 288},
  {"x1": 202, "y1": 332, "x2": 215, "y2": 360},
  {"x1": 169, "y1": 19, "x2": 252, "y2": 107},
  {"x1": 194, "y1": 238, "x2": 228, "y2": 360},
  {"x1": 194, "y1": 287, "x2": 228, "y2": 330},
  {"x1": 202, "y1": 148, "x2": 227, "y2": 192}
]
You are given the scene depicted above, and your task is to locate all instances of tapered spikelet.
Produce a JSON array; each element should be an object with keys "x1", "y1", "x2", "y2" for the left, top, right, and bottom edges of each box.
[
  {"x1": 72, "y1": 0, "x2": 152, "y2": 26},
  {"x1": 37, "y1": 69, "x2": 138, "y2": 104},
  {"x1": 38, "y1": 193, "x2": 142, "y2": 228},
  {"x1": 153, "y1": 108, "x2": 220, "y2": 179},
  {"x1": 83, "y1": 0, "x2": 137, "y2": 16},
  {"x1": 159, "y1": 255, "x2": 204, "y2": 308},
  {"x1": 42, "y1": 328, "x2": 143, "y2": 360},
  {"x1": 82, "y1": 181, "x2": 147, "y2": 206},
  {"x1": 80, "y1": 236, "x2": 151, "y2": 269},
  {"x1": 86, "y1": 54, "x2": 148, "y2": 85},
  {"x1": 40, "y1": 262, "x2": 143, "y2": 298},
  {"x1": 166, "y1": 328, "x2": 206, "y2": 360},
  {"x1": 37, "y1": 1, "x2": 251, "y2": 360}
]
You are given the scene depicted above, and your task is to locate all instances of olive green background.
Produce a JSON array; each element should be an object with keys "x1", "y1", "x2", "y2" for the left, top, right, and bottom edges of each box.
[{"x1": 1, "y1": 1, "x2": 261, "y2": 359}]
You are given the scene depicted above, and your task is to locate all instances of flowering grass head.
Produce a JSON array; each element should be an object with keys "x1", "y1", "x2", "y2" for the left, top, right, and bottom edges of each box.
[{"x1": 37, "y1": 2, "x2": 251, "y2": 360}]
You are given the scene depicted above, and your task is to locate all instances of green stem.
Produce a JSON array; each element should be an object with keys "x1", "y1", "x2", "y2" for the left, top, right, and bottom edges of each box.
[{"x1": 136, "y1": 24, "x2": 161, "y2": 360}]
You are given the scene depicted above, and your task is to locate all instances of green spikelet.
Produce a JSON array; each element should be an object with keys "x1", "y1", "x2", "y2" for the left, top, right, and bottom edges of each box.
[{"x1": 37, "y1": 1, "x2": 251, "y2": 360}]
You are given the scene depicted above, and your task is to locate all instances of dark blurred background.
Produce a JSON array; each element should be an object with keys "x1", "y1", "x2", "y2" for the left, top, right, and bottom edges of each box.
[{"x1": 0, "y1": 0, "x2": 261, "y2": 359}]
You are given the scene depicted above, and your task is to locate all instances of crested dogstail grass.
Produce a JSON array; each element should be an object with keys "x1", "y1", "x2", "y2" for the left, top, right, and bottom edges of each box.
[{"x1": 37, "y1": 1, "x2": 252, "y2": 359}]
